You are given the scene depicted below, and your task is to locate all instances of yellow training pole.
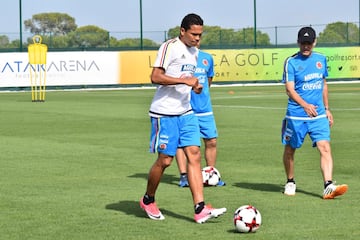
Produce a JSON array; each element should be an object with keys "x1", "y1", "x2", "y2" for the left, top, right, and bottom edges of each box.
[{"x1": 28, "y1": 35, "x2": 47, "y2": 102}]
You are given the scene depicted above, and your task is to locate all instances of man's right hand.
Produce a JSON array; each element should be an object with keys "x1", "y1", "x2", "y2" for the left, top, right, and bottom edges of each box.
[{"x1": 186, "y1": 77, "x2": 202, "y2": 94}]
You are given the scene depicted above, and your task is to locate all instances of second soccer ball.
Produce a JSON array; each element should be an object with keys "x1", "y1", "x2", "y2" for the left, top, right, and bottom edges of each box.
[{"x1": 202, "y1": 166, "x2": 221, "y2": 186}]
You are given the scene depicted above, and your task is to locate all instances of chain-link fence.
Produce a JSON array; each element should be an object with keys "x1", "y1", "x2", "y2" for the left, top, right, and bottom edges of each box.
[{"x1": 0, "y1": 22, "x2": 359, "y2": 51}]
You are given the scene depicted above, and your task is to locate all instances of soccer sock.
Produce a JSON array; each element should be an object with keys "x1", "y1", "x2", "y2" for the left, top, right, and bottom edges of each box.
[
  {"x1": 143, "y1": 194, "x2": 155, "y2": 205},
  {"x1": 180, "y1": 173, "x2": 187, "y2": 179},
  {"x1": 324, "y1": 180, "x2": 333, "y2": 188},
  {"x1": 194, "y1": 201, "x2": 205, "y2": 214},
  {"x1": 287, "y1": 178, "x2": 295, "y2": 184}
]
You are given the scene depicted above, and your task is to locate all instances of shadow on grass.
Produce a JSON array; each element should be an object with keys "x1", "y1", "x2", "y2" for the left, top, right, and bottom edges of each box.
[
  {"x1": 105, "y1": 200, "x2": 193, "y2": 222},
  {"x1": 127, "y1": 172, "x2": 179, "y2": 186},
  {"x1": 227, "y1": 229, "x2": 255, "y2": 235},
  {"x1": 233, "y1": 182, "x2": 321, "y2": 198},
  {"x1": 106, "y1": 201, "x2": 144, "y2": 218}
]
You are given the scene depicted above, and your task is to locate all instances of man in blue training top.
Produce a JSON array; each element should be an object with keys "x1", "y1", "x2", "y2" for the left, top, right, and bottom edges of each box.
[
  {"x1": 176, "y1": 42, "x2": 226, "y2": 187},
  {"x1": 281, "y1": 26, "x2": 348, "y2": 199}
]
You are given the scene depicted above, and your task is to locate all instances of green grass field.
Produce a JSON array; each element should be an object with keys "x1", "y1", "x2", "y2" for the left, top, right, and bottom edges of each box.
[{"x1": 0, "y1": 83, "x2": 359, "y2": 240}]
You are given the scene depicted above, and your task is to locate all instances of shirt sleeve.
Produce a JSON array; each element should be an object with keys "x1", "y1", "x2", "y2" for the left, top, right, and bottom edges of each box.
[
  {"x1": 207, "y1": 54, "x2": 215, "y2": 78},
  {"x1": 282, "y1": 57, "x2": 295, "y2": 83}
]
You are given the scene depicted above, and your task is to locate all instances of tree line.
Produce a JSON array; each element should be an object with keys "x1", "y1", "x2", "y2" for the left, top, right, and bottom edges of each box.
[{"x1": 0, "y1": 12, "x2": 359, "y2": 49}]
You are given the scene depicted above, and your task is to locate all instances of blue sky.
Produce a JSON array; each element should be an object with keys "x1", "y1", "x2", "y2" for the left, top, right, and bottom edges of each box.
[{"x1": 2, "y1": 0, "x2": 359, "y2": 43}]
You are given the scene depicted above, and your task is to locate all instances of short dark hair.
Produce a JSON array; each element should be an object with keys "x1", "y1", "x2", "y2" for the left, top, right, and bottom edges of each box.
[{"x1": 180, "y1": 13, "x2": 203, "y2": 31}]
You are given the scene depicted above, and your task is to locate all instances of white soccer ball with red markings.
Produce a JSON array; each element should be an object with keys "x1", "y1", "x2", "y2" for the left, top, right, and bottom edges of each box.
[
  {"x1": 234, "y1": 205, "x2": 262, "y2": 233},
  {"x1": 201, "y1": 166, "x2": 221, "y2": 186}
]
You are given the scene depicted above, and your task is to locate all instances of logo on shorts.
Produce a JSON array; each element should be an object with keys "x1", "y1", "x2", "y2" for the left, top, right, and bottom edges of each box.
[{"x1": 159, "y1": 143, "x2": 167, "y2": 150}]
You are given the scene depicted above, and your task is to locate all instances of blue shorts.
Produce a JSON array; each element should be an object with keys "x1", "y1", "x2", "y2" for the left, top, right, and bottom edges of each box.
[
  {"x1": 149, "y1": 113, "x2": 201, "y2": 156},
  {"x1": 281, "y1": 116, "x2": 331, "y2": 148},
  {"x1": 196, "y1": 114, "x2": 218, "y2": 139}
]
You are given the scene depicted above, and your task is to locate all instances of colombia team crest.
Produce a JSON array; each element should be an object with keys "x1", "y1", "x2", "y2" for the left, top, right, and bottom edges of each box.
[
  {"x1": 202, "y1": 59, "x2": 208, "y2": 66},
  {"x1": 316, "y1": 61, "x2": 322, "y2": 69}
]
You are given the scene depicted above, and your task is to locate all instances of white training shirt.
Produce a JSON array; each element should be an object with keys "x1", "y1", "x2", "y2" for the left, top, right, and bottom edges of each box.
[{"x1": 149, "y1": 37, "x2": 198, "y2": 117}]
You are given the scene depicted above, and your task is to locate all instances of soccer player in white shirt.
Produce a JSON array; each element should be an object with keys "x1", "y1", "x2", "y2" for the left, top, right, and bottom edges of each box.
[{"x1": 140, "y1": 13, "x2": 226, "y2": 223}]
